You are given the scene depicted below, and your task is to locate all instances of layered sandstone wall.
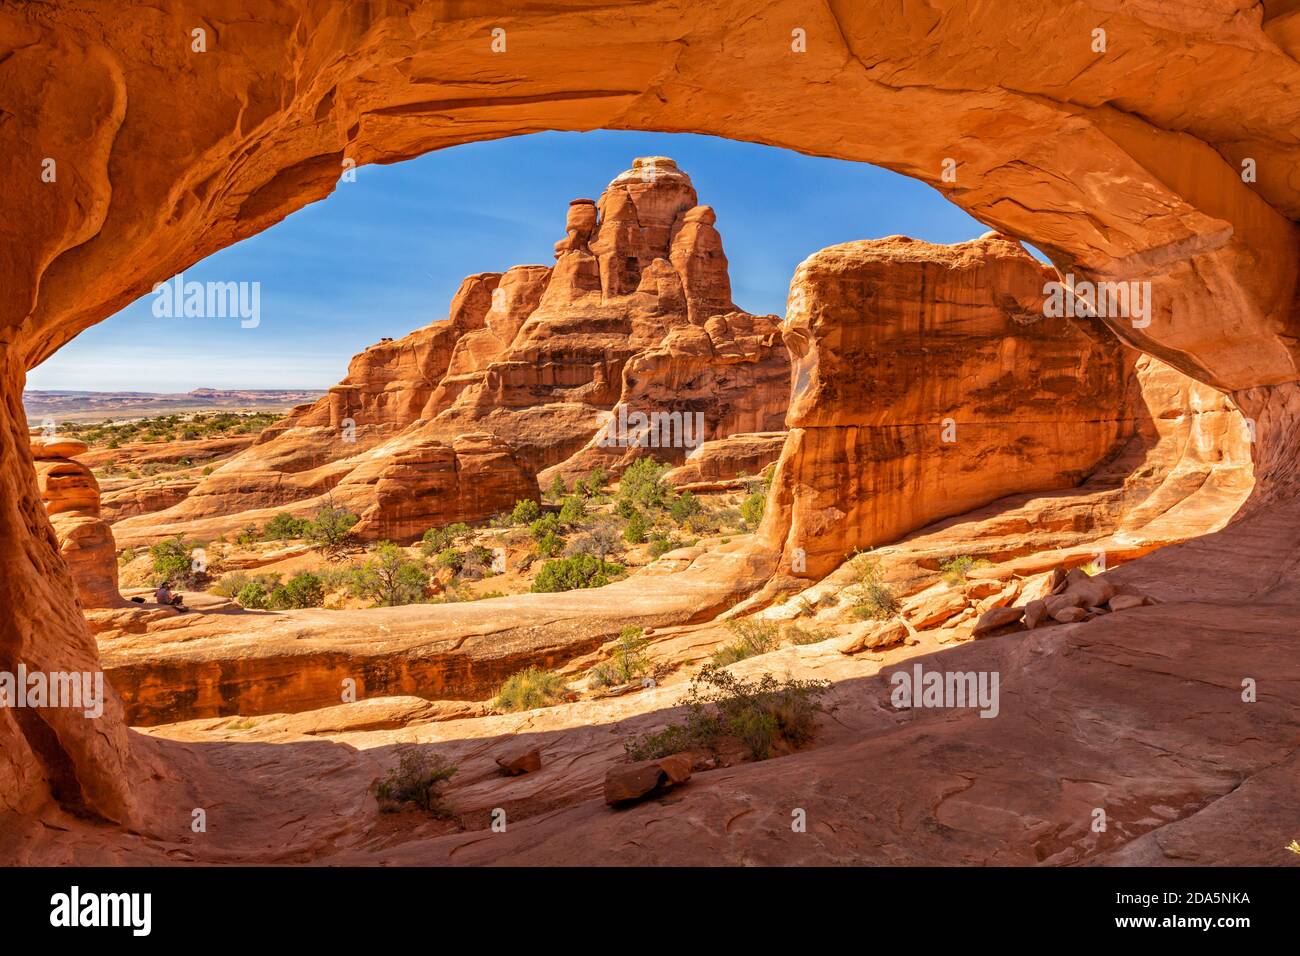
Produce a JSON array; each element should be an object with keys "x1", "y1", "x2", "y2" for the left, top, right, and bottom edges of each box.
[
  {"x1": 1, "y1": 359, "x2": 140, "y2": 824},
  {"x1": 664, "y1": 432, "x2": 789, "y2": 488},
  {"x1": 759, "y1": 234, "x2": 1136, "y2": 578}
]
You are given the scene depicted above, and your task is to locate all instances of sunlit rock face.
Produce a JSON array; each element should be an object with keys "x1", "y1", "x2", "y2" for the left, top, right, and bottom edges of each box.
[
  {"x1": 109, "y1": 156, "x2": 789, "y2": 546},
  {"x1": 31, "y1": 436, "x2": 124, "y2": 610},
  {"x1": 760, "y1": 235, "x2": 1135, "y2": 579}
]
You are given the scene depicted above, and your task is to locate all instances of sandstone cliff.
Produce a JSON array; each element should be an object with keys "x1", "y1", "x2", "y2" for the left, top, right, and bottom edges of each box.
[
  {"x1": 110, "y1": 157, "x2": 789, "y2": 546},
  {"x1": 759, "y1": 234, "x2": 1135, "y2": 578}
]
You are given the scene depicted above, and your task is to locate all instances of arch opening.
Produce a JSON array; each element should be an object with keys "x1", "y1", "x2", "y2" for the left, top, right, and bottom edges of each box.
[{"x1": 4, "y1": 2, "x2": 1299, "y2": 865}]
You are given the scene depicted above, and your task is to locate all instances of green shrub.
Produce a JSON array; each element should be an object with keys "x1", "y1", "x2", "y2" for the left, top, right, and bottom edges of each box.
[
  {"x1": 433, "y1": 547, "x2": 464, "y2": 573},
  {"x1": 711, "y1": 618, "x2": 781, "y2": 666},
  {"x1": 668, "y1": 491, "x2": 702, "y2": 525},
  {"x1": 460, "y1": 545, "x2": 496, "y2": 578},
  {"x1": 535, "y1": 531, "x2": 564, "y2": 558},
  {"x1": 493, "y1": 667, "x2": 569, "y2": 712},
  {"x1": 420, "y1": 522, "x2": 469, "y2": 557},
  {"x1": 374, "y1": 746, "x2": 457, "y2": 815},
  {"x1": 235, "y1": 523, "x2": 260, "y2": 546},
  {"x1": 845, "y1": 549, "x2": 899, "y2": 620},
  {"x1": 624, "y1": 665, "x2": 829, "y2": 762},
  {"x1": 213, "y1": 571, "x2": 279, "y2": 599},
  {"x1": 558, "y1": 495, "x2": 587, "y2": 524},
  {"x1": 348, "y1": 542, "x2": 428, "y2": 607},
  {"x1": 785, "y1": 623, "x2": 834, "y2": 645},
  {"x1": 549, "y1": 474, "x2": 567, "y2": 500},
  {"x1": 529, "y1": 513, "x2": 562, "y2": 540},
  {"x1": 590, "y1": 626, "x2": 653, "y2": 687},
  {"x1": 565, "y1": 520, "x2": 623, "y2": 563},
  {"x1": 740, "y1": 491, "x2": 766, "y2": 527},
  {"x1": 852, "y1": 584, "x2": 900, "y2": 620},
  {"x1": 304, "y1": 505, "x2": 359, "y2": 556},
  {"x1": 236, "y1": 581, "x2": 270, "y2": 609},
  {"x1": 683, "y1": 512, "x2": 716, "y2": 535},
  {"x1": 269, "y1": 571, "x2": 325, "y2": 609},
  {"x1": 262, "y1": 512, "x2": 310, "y2": 540},
  {"x1": 623, "y1": 510, "x2": 648, "y2": 544},
  {"x1": 618, "y1": 457, "x2": 669, "y2": 510},
  {"x1": 148, "y1": 536, "x2": 205, "y2": 587},
  {"x1": 531, "y1": 555, "x2": 623, "y2": 593},
  {"x1": 510, "y1": 498, "x2": 541, "y2": 524},
  {"x1": 939, "y1": 554, "x2": 992, "y2": 585},
  {"x1": 648, "y1": 535, "x2": 680, "y2": 559},
  {"x1": 575, "y1": 466, "x2": 606, "y2": 497},
  {"x1": 435, "y1": 544, "x2": 496, "y2": 579}
]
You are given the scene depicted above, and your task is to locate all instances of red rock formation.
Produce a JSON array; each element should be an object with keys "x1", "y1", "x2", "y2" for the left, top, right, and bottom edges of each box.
[
  {"x1": 664, "y1": 432, "x2": 788, "y2": 488},
  {"x1": 100, "y1": 479, "x2": 200, "y2": 523},
  {"x1": 4, "y1": 0, "x2": 1300, "y2": 852},
  {"x1": 111, "y1": 156, "x2": 788, "y2": 545},
  {"x1": 760, "y1": 235, "x2": 1135, "y2": 579},
  {"x1": 31, "y1": 436, "x2": 125, "y2": 609}
]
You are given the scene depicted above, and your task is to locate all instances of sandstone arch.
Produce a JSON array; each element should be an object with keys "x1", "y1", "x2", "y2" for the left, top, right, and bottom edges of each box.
[{"x1": 3, "y1": 1, "x2": 1299, "y2": 826}]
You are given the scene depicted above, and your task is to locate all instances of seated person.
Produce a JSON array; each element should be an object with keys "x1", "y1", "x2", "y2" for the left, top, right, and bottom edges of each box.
[{"x1": 154, "y1": 582, "x2": 184, "y2": 607}]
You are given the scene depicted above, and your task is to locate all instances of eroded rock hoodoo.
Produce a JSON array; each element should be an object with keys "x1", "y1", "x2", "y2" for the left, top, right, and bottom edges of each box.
[
  {"x1": 31, "y1": 436, "x2": 124, "y2": 609},
  {"x1": 110, "y1": 157, "x2": 789, "y2": 547}
]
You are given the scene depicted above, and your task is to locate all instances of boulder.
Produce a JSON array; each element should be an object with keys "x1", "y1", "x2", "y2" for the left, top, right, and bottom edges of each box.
[
  {"x1": 972, "y1": 605, "x2": 1025, "y2": 637},
  {"x1": 604, "y1": 754, "x2": 692, "y2": 806},
  {"x1": 1050, "y1": 606, "x2": 1089, "y2": 624},
  {"x1": 31, "y1": 436, "x2": 90, "y2": 460},
  {"x1": 838, "y1": 618, "x2": 909, "y2": 654},
  {"x1": 1107, "y1": 593, "x2": 1148, "y2": 612},
  {"x1": 1057, "y1": 568, "x2": 1117, "y2": 608},
  {"x1": 1043, "y1": 592, "x2": 1087, "y2": 616},
  {"x1": 1022, "y1": 599, "x2": 1049, "y2": 630},
  {"x1": 495, "y1": 745, "x2": 543, "y2": 776}
]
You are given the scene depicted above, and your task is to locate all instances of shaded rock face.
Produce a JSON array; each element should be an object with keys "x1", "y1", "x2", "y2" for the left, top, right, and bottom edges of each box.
[
  {"x1": 110, "y1": 157, "x2": 788, "y2": 545},
  {"x1": 31, "y1": 437, "x2": 124, "y2": 610},
  {"x1": 760, "y1": 235, "x2": 1135, "y2": 578}
]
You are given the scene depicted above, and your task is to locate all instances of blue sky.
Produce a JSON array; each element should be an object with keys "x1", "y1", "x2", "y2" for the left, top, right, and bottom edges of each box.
[{"x1": 29, "y1": 130, "x2": 994, "y2": 392}]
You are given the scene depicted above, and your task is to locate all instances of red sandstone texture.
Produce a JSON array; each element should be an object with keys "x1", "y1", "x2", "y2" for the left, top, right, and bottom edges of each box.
[
  {"x1": 1, "y1": 1, "x2": 1299, "y2": 866},
  {"x1": 759, "y1": 234, "x2": 1135, "y2": 579},
  {"x1": 31, "y1": 436, "x2": 124, "y2": 610},
  {"x1": 110, "y1": 156, "x2": 788, "y2": 546}
]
